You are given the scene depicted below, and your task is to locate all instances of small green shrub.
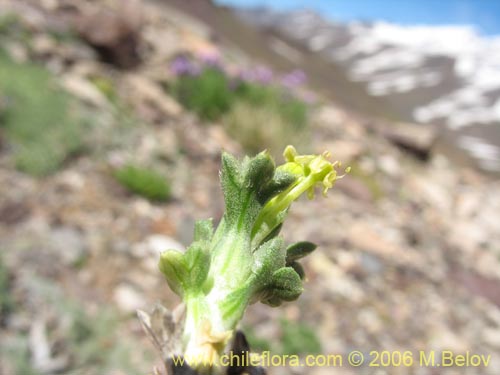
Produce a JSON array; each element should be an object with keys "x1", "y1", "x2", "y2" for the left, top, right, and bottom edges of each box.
[
  {"x1": 1, "y1": 277, "x2": 142, "y2": 374},
  {"x1": 68, "y1": 307, "x2": 138, "y2": 372},
  {"x1": 0, "y1": 14, "x2": 31, "y2": 49},
  {"x1": 235, "y1": 82, "x2": 309, "y2": 129},
  {"x1": 172, "y1": 68, "x2": 233, "y2": 121},
  {"x1": 170, "y1": 57, "x2": 311, "y2": 156},
  {"x1": 280, "y1": 319, "x2": 322, "y2": 355},
  {"x1": 0, "y1": 52, "x2": 84, "y2": 176},
  {"x1": 223, "y1": 100, "x2": 310, "y2": 156},
  {"x1": 279, "y1": 95, "x2": 309, "y2": 130},
  {"x1": 90, "y1": 76, "x2": 117, "y2": 102},
  {"x1": 0, "y1": 255, "x2": 14, "y2": 320},
  {"x1": 234, "y1": 82, "x2": 277, "y2": 106},
  {"x1": 0, "y1": 13, "x2": 19, "y2": 36},
  {"x1": 243, "y1": 319, "x2": 322, "y2": 356},
  {"x1": 1, "y1": 335, "x2": 40, "y2": 375},
  {"x1": 241, "y1": 326, "x2": 272, "y2": 353},
  {"x1": 114, "y1": 164, "x2": 171, "y2": 202},
  {"x1": 225, "y1": 82, "x2": 310, "y2": 155},
  {"x1": 348, "y1": 162, "x2": 383, "y2": 200}
]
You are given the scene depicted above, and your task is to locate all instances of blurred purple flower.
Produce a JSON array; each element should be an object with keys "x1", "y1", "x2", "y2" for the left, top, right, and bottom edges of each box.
[
  {"x1": 198, "y1": 52, "x2": 222, "y2": 68},
  {"x1": 238, "y1": 69, "x2": 256, "y2": 83},
  {"x1": 299, "y1": 91, "x2": 317, "y2": 105},
  {"x1": 170, "y1": 56, "x2": 200, "y2": 76},
  {"x1": 281, "y1": 69, "x2": 307, "y2": 88},
  {"x1": 238, "y1": 66, "x2": 274, "y2": 85},
  {"x1": 253, "y1": 66, "x2": 273, "y2": 84}
]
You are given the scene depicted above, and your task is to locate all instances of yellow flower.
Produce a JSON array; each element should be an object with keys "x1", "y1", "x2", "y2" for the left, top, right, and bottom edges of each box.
[
  {"x1": 279, "y1": 145, "x2": 345, "y2": 198},
  {"x1": 251, "y1": 145, "x2": 348, "y2": 246}
]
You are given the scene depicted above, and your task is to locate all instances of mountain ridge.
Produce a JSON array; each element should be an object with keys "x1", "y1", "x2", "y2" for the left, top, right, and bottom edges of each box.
[{"x1": 236, "y1": 6, "x2": 500, "y2": 172}]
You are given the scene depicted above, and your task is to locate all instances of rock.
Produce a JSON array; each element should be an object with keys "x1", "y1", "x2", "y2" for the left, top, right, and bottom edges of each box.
[
  {"x1": 60, "y1": 74, "x2": 109, "y2": 108},
  {"x1": 39, "y1": 0, "x2": 58, "y2": 11},
  {"x1": 359, "y1": 253, "x2": 384, "y2": 276},
  {"x1": 313, "y1": 105, "x2": 346, "y2": 129},
  {"x1": 486, "y1": 357, "x2": 500, "y2": 375},
  {"x1": 156, "y1": 127, "x2": 180, "y2": 161},
  {"x1": 347, "y1": 223, "x2": 422, "y2": 268},
  {"x1": 358, "y1": 308, "x2": 383, "y2": 334},
  {"x1": 483, "y1": 328, "x2": 500, "y2": 349},
  {"x1": 309, "y1": 369, "x2": 340, "y2": 375},
  {"x1": 447, "y1": 220, "x2": 488, "y2": 254},
  {"x1": 309, "y1": 253, "x2": 365, "y2": 303},
  {"x1": 381, "y1": 122, "x2": 437, "y2": 160},
  {"x1": 143, "y1": 24, "x2": 182, "y2": 63},
  {"x1": 127, "y1": 269, "x2": 158, "y2": 291},
  {"x1": 49, "y1": 227, "x2": 87, "y2": 266},
  {"x1": 316, "y1": 140, "x2": 364, "y2": 163},
  {"x1": 31, "y1": 34, "x2": 58, "y2": 57},
  {"x1": 123, "y1": 74, "x2": 182, "y2": 120},
  {"x1": 132, "y1": 199, "x2": 165, "y2": 220},
  {"x1": 378, "y1": 154, "x2": 401, "y2": 177},
  {"x1": 113, "y1": 284, "x2": 146, "y2": 313},
  {"x1": 132, "y1": 234, "x2": 184, "y2": 259},
  {"x1": 407, "y1": 174, "x2": 453, "y2": 213},
  {"x1": 3, "y1": 41, "x2": 28, "y2": 63},
  {"x1": 0, "y1": 200, "x2": 31, "y2": 226},
  {"x1": 207, "y1": 125, "x2": 241, "y2": 155},
  {"x1": 56, "y1": 170, "x2": 86, "y2": 191},
  {"x1": 428, "y1": 329, "x2": 469, "y2": 353},
  {"x1": 336, "y1": 178, "x2": 374, "y2": 203},
  {"x1": 77, "y1": 0, "x2": 143, "y2": 68},
  {"x1": 30, "y1": 318, "x2": 69, "y2": 373}
]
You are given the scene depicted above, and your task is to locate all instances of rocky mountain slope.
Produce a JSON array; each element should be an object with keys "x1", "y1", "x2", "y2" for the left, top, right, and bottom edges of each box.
[
  {"x1": 236, "y1": 7, "x2": 500, "y2": 173},
  {"x1": 0, "y1": 1, "x2": 500, "y2": 374}
]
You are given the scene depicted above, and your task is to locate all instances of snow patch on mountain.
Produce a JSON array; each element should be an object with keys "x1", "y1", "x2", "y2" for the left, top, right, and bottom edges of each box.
[
  {"x1": 368, "y1": 71, "x2": 442, "y2": 96},
  {"x1": 332, "y1": 22, "x2": 500, "y2": 128},
  {"x1": 414, "y1": 89, "x2": 500, "y2": 129},
  {"x1": 236, "y1": 7, "x2": 500, "y2": 172},
  {"x1": 458, "y1": 135, "x2": 500, "y2": 171}
]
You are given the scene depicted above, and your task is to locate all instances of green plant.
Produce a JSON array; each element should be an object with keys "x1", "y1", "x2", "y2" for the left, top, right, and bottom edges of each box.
[
  {"x1": 172, "y1": 68, "x2": 233, "y2": 121},
  {"x1": 223, "y1": 100, "x2": 310, "y2": 156},
  {"x1": 68, "y1": 307, "x2": 138, "y2": 372},
  {"x1": 0, "y1": 13, "x2": 19, "y2": 36},
  {"x1": 242, "y1": 319, "x2": 322, "y2": 356},
  {"x1": 240, "y1": 326, "x2": 272, "y2": 353},
  {"x1": 0, "y1": 52, "x2": 84, "y2": 176},
  {"x1": 0, "y1": 335, "x2": 40, "y2": 375},
  {"x1": 90, "y1": 75, "x2": 117, "y2": 102},
  {"x1": 3, "y1": 277, "x2": 143, "y2": 375},
  {"x1": 114, "y1": 164, "x2": 171, "y2": 202},
  {"x1": 279, "y1": 95, "x2": 309, "y2": 130},
  {"x1": 0, "y1": 255, "x2": 14, "y2": 320},
  {"x1": 235, "y1": 82, "x2": 309, "y2": 129},
  {"x1": 349, "y1": 162, "x2": 383, "y2": 200},
  {"x1": 224, "y1": 81, "x2": 310, "y2": 155},
  {"x1": 158, "y1": 146, "x2": 346, "y2": 371},
  {"x1": 234, "y1": 82, "x2": 277, "y2": 106},
  {"x1": 280, "y1": 318, "x2": 322, "y2": 355}
]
